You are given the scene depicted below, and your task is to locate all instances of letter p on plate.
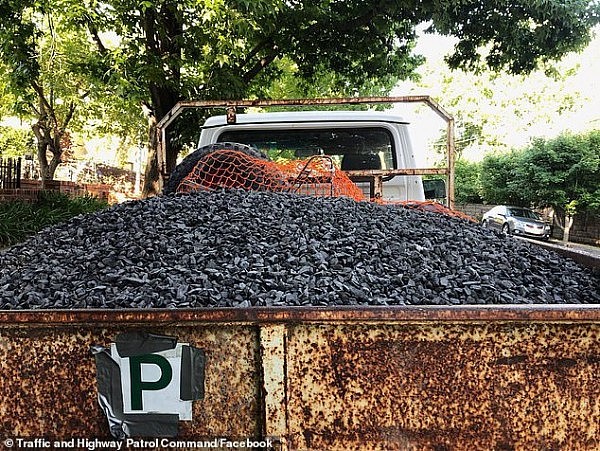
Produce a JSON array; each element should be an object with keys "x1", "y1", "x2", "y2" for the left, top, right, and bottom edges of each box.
[
  {"x1": 113, "y1": 343, "x2": 193, "y2": 420},
  {"x1": 129, "y1": 354, "x2": 173, "y2": 410}
]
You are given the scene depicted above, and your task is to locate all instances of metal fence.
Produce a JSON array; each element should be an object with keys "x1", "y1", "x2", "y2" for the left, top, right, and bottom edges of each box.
[{"x1": 0, "y1": 157, "x2": 21, "y2": 189}]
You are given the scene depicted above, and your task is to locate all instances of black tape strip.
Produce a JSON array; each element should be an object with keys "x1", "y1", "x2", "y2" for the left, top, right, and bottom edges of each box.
[
  {"x1": 123, "y1": 413, "x2": 180, "y2": 437},
  {"x1": 115, "y1": 331, "x2": 177, "y2": 357},
  {"x1": 91, "y1": 346, "x2": 127, "y2": 439},
  {"x1": 180, "y1": 346, "x2": 205, "y2": 401}
]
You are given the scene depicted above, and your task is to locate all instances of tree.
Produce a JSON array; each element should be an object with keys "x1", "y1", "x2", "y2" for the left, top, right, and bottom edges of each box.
[
  {"x1": 514, "y1": 131, "x2": 600, "y2": 242},
  {"x1": 4, "y1": 1, "x2": 597, "y2": 194},
  {"x1": 0, "y1": 3, "x2": 112, "y2": 181},
  {"x1": 479, "y1": 131, "x2": 600, "y2": 243},
  {"x1": 479, "y1": 151, "x2": 525, "y2": 206}
]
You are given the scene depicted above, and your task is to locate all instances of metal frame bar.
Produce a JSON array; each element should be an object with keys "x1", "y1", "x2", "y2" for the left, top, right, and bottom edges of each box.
[
  {"x1": 2, "y1": 305, "x2": 600, "y2": 325},
  {"x1": 156, "y1": 96, "x2": 455, "y2": 208},
  {"x1": 260, "y1": 324, "x2": 288, "y2": 450}
]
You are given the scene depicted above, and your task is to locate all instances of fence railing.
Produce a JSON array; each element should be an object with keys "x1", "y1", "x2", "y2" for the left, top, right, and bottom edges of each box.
[{"x1": 0, "y1": 157, "x2": 21, "y2": 189}]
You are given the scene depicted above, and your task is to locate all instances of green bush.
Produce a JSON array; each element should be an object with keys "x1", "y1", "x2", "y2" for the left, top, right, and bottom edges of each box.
[
  {"x1": 454, "y1": 159, "x2": 483, "y2": 204},
  {"x1": 479, "y1": 130, "x2": 600, "y2": 214},
  {"x1": 0, "y1": 192, "x2": 108, "y2": 247},
  {"x1": 514, "y1": 131, "x2": 600, "y2": 214},
  {"x1": 479, "y1": 151, "x2": 527, "y2": 206}
]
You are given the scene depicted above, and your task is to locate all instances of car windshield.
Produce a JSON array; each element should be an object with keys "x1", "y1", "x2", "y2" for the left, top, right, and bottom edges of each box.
[
  {"x1": 217, "y1": 127, "x2": 395, "y2": 170},
  {"x1": 507, "y1": 208, "x2": 541, "y2": 220}
]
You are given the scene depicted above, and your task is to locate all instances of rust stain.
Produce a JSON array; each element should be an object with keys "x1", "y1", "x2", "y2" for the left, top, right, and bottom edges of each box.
[
  {"x1": 2, "y1": 311, "x2": 600, "y2": 449},
  {"x1": 347, "y1": 168, "x2": 447, "y2": 177},
  {"x1": 495, "y1": 355, "x2": 527, "y2": 365},
  {"x1": 0, "y1": 324, "x2": 262, "y2": 441},
  {"x1": 285, "y1": 322, "x2": 600, "y2": 450},
  {"x1": 259, "y1": 324, "x2": 288, "y2": 449}
]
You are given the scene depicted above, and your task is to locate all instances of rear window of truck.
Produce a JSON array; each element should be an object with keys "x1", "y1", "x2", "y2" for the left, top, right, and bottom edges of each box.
[{"x1": 217, "y1": 127, "x2": 395, "y2": 170}]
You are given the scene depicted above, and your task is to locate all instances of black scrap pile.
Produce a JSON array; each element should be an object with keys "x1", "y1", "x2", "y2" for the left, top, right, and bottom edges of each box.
[{"x1": 0, "y1": 190, "x2": 598, "y2": 309}]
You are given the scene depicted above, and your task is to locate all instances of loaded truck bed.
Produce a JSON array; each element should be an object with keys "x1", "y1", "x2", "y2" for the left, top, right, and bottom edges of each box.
[
  {"x1": 1, "y1": 97, "x2": 598, "y2": 449},
  {"x1": 0, "y1": 190, "x2": 599, "y2": 450}
]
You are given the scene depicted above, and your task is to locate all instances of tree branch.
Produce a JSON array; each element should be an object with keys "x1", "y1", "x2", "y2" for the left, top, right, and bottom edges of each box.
[
  {"x1": 242, "y1": 46, "x2": 280, "y2": 84},
  {"x1": 144, "y1": 8, "x2": 158, "y2": 55},
  {"x1": 30, "y1": 79, "x2": 57, "y2": 126},
  {"x1": 238, "y1": 38, "x2": 273, "y2": 71},
  {"x1": 236, "y1": 4, "x2": 383, "y2": 84},
  {"x1": 28, "y1": 101, "x2": 41, "y2": 117},
  {"x1": 87, "y1": 21, "x2": 107, "y2": 55},
  {"x1": 62, "y1": 101, "x2": 77, "y2": 130}
]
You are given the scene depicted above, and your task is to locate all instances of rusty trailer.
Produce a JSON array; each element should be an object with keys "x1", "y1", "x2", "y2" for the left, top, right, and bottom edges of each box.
[{"x1": 1, "y1": 305, "x2": 599, "y2": 450}]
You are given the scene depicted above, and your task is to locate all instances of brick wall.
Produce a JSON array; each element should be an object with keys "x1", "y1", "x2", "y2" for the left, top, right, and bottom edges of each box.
[
  {"x1": 455, "y1": 203, "x2": 497, "y2": 221},
  {"x1": 455, "y1": 203, "x2": 600, "y2": 246},
  {"x1": 0, "y1": 180, "x2": 111, "y2": 203}
]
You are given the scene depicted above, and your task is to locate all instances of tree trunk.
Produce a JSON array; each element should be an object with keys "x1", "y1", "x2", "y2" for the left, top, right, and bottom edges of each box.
[
  {"x1": 30, "y1": 87, "x2": 73, "y2": 184},
  {"x1": 551, "y1": 208, "x2": 573, "y2": 244},
  {"x1": 32, "y1": 120, "x2": 63, "y2": 183},
  {"x1": 562, "y1": 214, "x2": 574, "y2": 244},
  {"x1": 140, "y1": 78, "x2": 183, "y2": 196},
  {"x1": 139, "y1": 3, "x2": 183, "y2": 197},
  {"x1": 141, "y1": 111, "x2": 184, "y2": 197},
  {"x1": 142, "y1": 115, "x2": 162, "y2": 197}
]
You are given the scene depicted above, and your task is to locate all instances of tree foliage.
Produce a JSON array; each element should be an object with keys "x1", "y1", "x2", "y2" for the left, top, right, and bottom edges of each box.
[
  {"x1": 0, "y1": 1, "x2": 104, "y2": 180},
  {"x1": 515, "y1": 131, "x2": 600, "y2": 214},
  {"x1": 432, "y1": 0, "x2": 599, "y2": 74},
  {"x1": 1, "y1": 0, "x2": 598, "y2": 193},
  {"x1": 408, "y1": 23, "x2": 600, "y2": 164},
  {"x1": 0, "y1": 126, "x2": 34, "y2": 158},
  {"x1": 479, "y1": 130, "x2": 600, "y2": 215},
  {"x1": 454, "y1": 159, "x2": 483, "y2": 204},
  {"x1": 479, "y1": 151, "x2": 523, "y2": 206}
]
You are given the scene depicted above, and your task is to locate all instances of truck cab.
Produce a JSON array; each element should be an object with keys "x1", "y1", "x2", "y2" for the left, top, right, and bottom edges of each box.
[{"x1": 198, "y1": 111, "x2": 425, "y2": 202}]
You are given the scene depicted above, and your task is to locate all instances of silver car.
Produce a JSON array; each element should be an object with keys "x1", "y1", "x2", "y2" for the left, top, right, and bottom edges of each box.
[{"x1": 482, "y1": 205, "x2": 551, "y2": 240}]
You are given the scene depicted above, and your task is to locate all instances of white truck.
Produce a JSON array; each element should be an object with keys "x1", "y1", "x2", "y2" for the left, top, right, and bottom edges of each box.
[{"x1": 158, "y1": 97, "x2": 454, "y2": 205}]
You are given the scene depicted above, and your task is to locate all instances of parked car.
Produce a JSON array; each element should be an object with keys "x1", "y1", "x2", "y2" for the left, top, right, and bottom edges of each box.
[{"x1": 481, "y1": 205, "x2": 551, "y2": 240}]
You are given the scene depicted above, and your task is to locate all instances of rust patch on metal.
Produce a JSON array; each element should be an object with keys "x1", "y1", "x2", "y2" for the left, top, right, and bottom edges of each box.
[
  {"x1": 285, "y1": 322, "x2": 600, "y2": 450},
  {"x1": 346, "y1": 168, "x2": 448, "y2": 177},
  {"x1": 0, "y1": 324, "x2": 262, "y2": 441},
  {"x1": 495, "y1": 355, "x2": 527, "y2": 365},
  {"x1": 2, "y1": 309, "x2": 600, "y2": 448}
]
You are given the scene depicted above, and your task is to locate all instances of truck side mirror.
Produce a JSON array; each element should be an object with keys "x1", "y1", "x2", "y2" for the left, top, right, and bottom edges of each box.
[{"x1": 423, "y1": 179, "x2": 446, "y2": 200}]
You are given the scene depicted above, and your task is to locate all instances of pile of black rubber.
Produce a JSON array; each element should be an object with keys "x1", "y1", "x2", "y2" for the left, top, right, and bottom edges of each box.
[{"x1": 0, "y1": 190, "x2": 598, "y2": 309}]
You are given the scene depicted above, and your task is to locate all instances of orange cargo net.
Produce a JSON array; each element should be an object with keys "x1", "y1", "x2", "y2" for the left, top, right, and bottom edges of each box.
[
  {"x1": 176, "y1": 149, "x2": 365, "y2": 201},
  {"x1": 176, "y1": 149, "x2": 475, "y2": 221}
]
